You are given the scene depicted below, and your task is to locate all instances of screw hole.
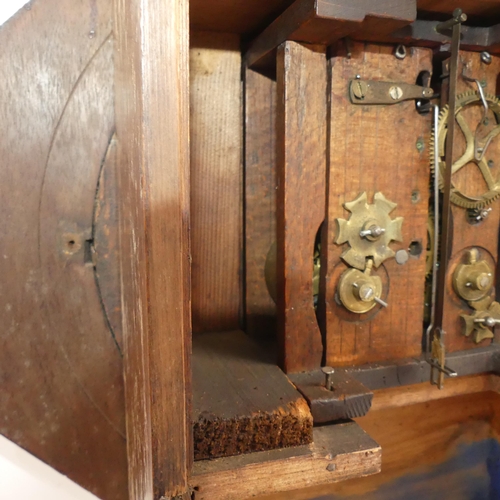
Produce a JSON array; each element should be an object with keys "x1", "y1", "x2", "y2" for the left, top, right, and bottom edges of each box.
[
  {"x1": 394, "y1": 44, "x2": 407, "y2": 60},
  {"x1": 408, "y1": 240, "x2": 423, "y2": 257}
]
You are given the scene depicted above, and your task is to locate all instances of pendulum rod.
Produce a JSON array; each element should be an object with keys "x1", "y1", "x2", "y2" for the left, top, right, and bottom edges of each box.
[{"x1": 429, "y1": 9, "x2": 466, "y2": 388}]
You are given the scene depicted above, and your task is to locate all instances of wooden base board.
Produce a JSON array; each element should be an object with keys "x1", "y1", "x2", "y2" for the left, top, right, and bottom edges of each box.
[
  {"x1": 255, "y1": 388, "x2": 500, "y2": 500},
  {"x1": 191, "y1": 422, "x2": 381, "y2": 500}
]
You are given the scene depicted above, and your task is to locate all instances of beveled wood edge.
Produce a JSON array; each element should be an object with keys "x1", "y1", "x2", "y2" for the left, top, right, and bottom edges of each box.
[{"x1": 191, "y1": 422, "x2": 381, "y2": 500}]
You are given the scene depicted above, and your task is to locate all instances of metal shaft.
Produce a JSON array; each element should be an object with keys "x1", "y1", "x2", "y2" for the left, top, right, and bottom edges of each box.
[{"x1": 434, "y1": 21, "x2": 461, "y2": 335}]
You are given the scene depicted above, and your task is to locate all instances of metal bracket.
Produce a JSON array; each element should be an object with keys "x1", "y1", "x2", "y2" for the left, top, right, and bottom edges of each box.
[{"x1": 349, "y1": 79, "x2": 434, "y2": 105}]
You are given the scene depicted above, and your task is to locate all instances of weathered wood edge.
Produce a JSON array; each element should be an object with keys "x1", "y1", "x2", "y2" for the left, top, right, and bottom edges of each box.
[
  {"x1": 192, "y1": 331, "x2": 313, "y2": 460},
  {"x1": 114, "y1": 0, "x2": 192, "y2": 498},
  {"x1": 191, "y1": 422, "x2": 381, "y2": 500}
]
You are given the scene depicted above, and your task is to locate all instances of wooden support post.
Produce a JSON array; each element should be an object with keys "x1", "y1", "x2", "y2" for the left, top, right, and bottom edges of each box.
[
  {"x1": 114, "y1": 1, "x2": 192, "y2": 498},
  {"x1": 244, "y1": 67, "x2": 277, "y2": 336},
  {"x1": 276, "y1": 41, "x2": 327, "y2": 373}
]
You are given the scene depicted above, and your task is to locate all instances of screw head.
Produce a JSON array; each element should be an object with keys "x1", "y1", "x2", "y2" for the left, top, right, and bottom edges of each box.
[
  {"x1": 352, "y1": 80, "x2": 368, "y2": 99},
  {"x1": 476, "y1": 273, "x2": 492, "y2": 291},
  {"x1": 481, "y1": 51, "x2": 492, "y2": 65},
  {"x1": 358, "y1": 283, "x2": 375, "y2": 302},
  {"x1": 395, "y1": 249, "x2": 409, "y2": 265},
  {"x1": 389, "y1": 86, "x2": 403, "y2": 100},
  {"x1": 485, "y1": 317, "x2": 496, "y2": 328}
]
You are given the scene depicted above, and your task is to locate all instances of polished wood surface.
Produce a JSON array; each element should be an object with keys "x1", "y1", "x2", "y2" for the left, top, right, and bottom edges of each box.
[
  {"x1": 321, "y1": 42, "x2": 432, "y2": 367},
  {"x1": 0, "y1": 2, "x2": 127, "y2": 499},
  {"x1": 244, "y1": 68, "x2": 277, "y2": 336},
  {"x1": 114, "y1": 0, "x2": 192, "y2": 497},
  {"x1": 190, "y1": 32, "x2": 243, "y2": 333},
  {"x1": 276, "y1": 42, "x2": 327, "y2": 373}
]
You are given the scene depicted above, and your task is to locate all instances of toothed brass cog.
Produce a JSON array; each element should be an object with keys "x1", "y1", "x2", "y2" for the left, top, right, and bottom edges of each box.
[
  {"x1": 461, "y1": 298, "x2": 500, "y2": 343},
  {"x1": 430, "y1": 90, "x2": 500, "y2": 208},
  {"x1": 336, "y1": 192, "x2": 403, "y2": 270}
]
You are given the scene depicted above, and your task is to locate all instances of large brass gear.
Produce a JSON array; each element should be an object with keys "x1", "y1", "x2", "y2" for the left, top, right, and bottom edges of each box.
[
  {"x1": 430, "y1": 91, "x2": 500, "y2": 209},
  {"x1": 336, "y1": 192, "x2": 403, "y2": 270}
]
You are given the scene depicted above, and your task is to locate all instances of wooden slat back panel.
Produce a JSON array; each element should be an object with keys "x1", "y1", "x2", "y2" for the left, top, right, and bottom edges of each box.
[{"x1": 190, "y1": 32, "x2": 243, "y2": 333}]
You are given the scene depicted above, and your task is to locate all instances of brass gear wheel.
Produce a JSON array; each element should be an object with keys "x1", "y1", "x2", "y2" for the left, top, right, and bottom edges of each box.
[
  {"x1": 461, "y1": 298, "x2": 500, "y2": 343},
  {"x1": 430, "y1": 91, "x2": 500, "y2": 209},
  {"x1": 336, "y1": 192, "x2": 403, "y2": 270}
]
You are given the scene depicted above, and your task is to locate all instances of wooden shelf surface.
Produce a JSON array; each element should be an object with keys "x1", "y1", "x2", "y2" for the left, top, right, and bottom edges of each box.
[{"x1": 192, "y1": 421, "x2": 381, "y2": 500}]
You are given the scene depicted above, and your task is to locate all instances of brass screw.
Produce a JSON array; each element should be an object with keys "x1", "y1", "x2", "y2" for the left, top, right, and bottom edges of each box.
[
  {"x1": 352, "y1": 80, "x2": 367, "y2": 99},
  {"x1": 389, "y1": 86, "x2": 403, "y2": 100}
]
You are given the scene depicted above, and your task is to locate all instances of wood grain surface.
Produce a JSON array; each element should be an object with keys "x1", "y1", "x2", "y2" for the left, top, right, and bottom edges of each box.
[
  {"x1": 439, "y1": 52, "x2": 500, "y2": 353},
  {"x1": 190, "y1": 32, "x2": 243, "y2": 334},
  {"x1": 192, "y1": 421, "x2": 381, "y2": 500},
  {"x1": 193, "y1": 331, "x2": 312, "y2": 460},
  {"x1": 190, "y1": 0, "x2": 295, "y2": 35},
  {"x1": 190, "y1": 0, "x2": 500, "y2": 36},
  {"x1": 320, "y1": 42, "x2": 432, "y2": 367},
  {"x1": 114, "y1": 0, "x2": 192, "y2": 498},
  {"x1": 276, "y1": 41, "x2": 327, "y2": 373},
  {"x1": 0, "y1": 2, "x2": 127, "y2": 499},
  {"x1": 244, "y1": 68, "x2": 277, "y2": 336}
]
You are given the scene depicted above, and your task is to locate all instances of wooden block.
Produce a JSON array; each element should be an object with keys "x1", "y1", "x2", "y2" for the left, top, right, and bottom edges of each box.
[
  {"x1": 193, "y1": 331, "x2": 312, "y2": 460},
  {"x1": 438, "y1": 52, "x2": 500, "y2": 352},
  {"x1": 114, "y1": 0, "x2": 192, "y2": 497},
  {"x1": 192, "y1": 421, "x2": 381, "y2": 500},
  {"x1": 246, "y1": 0, "x2": 416, "y2": 70},
  {"x1": 244, "y1": 67, "x2": 277, "y2": 336},
  {"x1": 190, "y1": 32, "x2": 243, "y2": 333},
  {"x1": 276, "y1": 41, "x2": 327, "y2": 373},
  {"x1": 320, "y1": 42, "x2": 433, "y2": 367}
]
